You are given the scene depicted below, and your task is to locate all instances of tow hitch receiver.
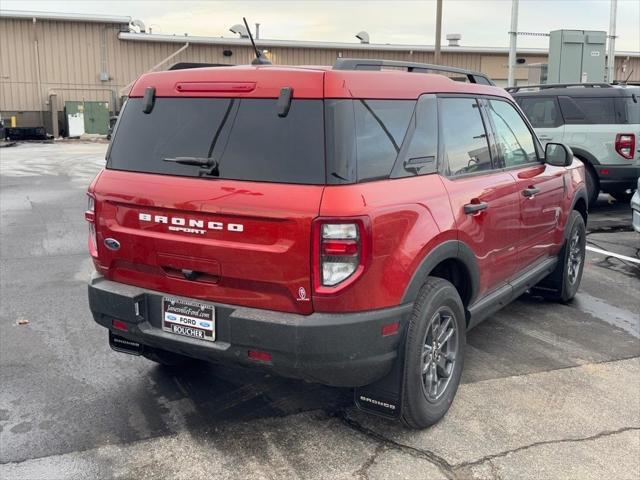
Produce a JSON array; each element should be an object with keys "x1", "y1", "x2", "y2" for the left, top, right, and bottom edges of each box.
[{"x1": 109, "y1": 331, "x2": 143, "y2": 355}]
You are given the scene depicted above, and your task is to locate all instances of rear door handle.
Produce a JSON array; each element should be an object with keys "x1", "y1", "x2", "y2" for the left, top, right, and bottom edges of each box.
[
  {"x1": 464, "y1": 202, "x2": 488, "y2": 214},
  {"x1": 538, "y1": 135, "x2": 552, "y2": 141},
  {"x1": 522, "y1": 187, "x2": 540, "y2": 198}
]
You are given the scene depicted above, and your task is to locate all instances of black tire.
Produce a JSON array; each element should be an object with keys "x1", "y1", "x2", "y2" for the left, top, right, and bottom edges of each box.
[
  {"x1": 401, "y1": 277, "x2": 466, "y2": 429},
  {"x1": 534, "y1": 210, "x2": 586, "y2": 303},
  {"x1": 142, "y1": 347, "x2": 195, "y2": 367},
  {"x1": 584, "y1": 164, "x2": 599, "y2": 208},
  {"x1": 608, "y1": 190, "x2": 633, "y2": 203}
]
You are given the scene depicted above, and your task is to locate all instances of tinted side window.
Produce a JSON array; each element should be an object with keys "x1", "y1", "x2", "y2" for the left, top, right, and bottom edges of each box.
[
  {"x1": 354, "y1": 100, "x2": 415, "y2": 182},
  {"x1": 518, "y1": 97, "x2": 562, "y2": 128},
  {"x1": 615, "y1": 97, "x2": 640, "y2": 124},
  {"x1": 486, "y1": 100, "x2": 538, "y2": 168},
  {"x1": 392, "y1": 95, "x2": 438, "y2": 178},
  {"x1": 559, "y1": 96, "x2": 617, "y2": 124},
  {"x1": 440, "y1": 98, "x2": 493, "y2": 176}
]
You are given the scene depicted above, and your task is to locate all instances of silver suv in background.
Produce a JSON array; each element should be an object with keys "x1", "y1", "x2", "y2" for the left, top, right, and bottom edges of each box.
[
  {"x1": 509, "y1": 83, "x2": 639, "y2": 206},
  {"x1": 632, "y1": 177, "x2": 640, "y2": 233}
]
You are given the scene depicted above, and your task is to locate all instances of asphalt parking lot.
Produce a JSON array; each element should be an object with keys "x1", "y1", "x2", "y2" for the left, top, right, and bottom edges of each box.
[{"x1": 1, "y1": 142, "x2": 639, "y2": 480}]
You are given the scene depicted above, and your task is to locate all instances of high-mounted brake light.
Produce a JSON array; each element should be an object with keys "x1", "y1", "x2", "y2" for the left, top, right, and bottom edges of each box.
[
  {"x1": 615, "y1": 133, "x2": 636, "y2": 160},
  {"x1": 85, "y1": 193, "x2": 98, "y2": 257},
  {"x1": 312, "y1": 218, "x2": 370, "y2": 293},
  {"x1": 175, "y1": 82, "x2": 256, "y2": 93}
]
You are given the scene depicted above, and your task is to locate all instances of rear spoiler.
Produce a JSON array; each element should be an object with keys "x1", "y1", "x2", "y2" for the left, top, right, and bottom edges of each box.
[{"x1": 168, "y1": 62, "x2": 231, "y2": 70}]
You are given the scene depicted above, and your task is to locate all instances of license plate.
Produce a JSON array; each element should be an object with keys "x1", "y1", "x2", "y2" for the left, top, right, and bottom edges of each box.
[{"x1": 162, "y1": 297, "x2": 215, "y2": 342}]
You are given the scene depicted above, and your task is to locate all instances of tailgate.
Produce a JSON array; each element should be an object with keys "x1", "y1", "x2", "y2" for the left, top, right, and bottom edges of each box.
[{"x1": 93, "y1": 170, "x2": 322, "y2": 314}]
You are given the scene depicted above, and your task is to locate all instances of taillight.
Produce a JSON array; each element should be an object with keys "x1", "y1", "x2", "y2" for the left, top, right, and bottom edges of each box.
[
  {"x1": 615, "y1": 134, "x2": 636, "y2": 160},
  {"x1": 312, "y1": 217, "x2": 370, "y2": 294},
  {"x1": 85, "y1": 193, "x2": 97, "y2": 257}
]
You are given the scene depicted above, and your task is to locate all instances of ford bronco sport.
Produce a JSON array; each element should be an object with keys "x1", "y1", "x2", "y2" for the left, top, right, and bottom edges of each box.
[
  {"x1": 508, "y1": 83, "x2": 640, "y2": 206},
  {"x1": 87, "y1": 58, "x2": 588, "y2": 429}
]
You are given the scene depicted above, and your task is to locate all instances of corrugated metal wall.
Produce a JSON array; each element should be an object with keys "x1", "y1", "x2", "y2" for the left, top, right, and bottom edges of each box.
[{"x1": 1, "y1": 16, "x2": 638, "y2": 121}]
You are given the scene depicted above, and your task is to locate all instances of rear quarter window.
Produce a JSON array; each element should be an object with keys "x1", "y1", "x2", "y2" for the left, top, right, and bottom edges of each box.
[
  {"x1": 615, "y1": 97, "x2": 640, "y2": 124},
  {"x1": 559, "y1": 96, "x2": 617, "y2": 124},
  {"x1": 353, "y1": 100, "x2": 415, "y2": 182},
  {"x1": 325, "y1": 99, "x2": 417, "y2": 183}
]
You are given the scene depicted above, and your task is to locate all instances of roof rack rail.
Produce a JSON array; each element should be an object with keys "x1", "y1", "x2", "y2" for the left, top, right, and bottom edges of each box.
[
  {"x1": 505, "y1": 82, "x2": 613, "y2": 93},
  {"x1": 333, "y1": 58, "x2": 495, "y2": 85}
]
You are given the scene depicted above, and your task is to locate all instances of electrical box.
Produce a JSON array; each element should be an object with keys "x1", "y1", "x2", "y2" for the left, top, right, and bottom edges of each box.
[
  {"x1": 527, "y1": 64, "x2": 548, "y2": 85},
  {"x1": 65, "y1": 101, "x2": 110, "y2": 136},
  {"x1": 547, "y1": 30, "x2": 606, "y2": 84}
]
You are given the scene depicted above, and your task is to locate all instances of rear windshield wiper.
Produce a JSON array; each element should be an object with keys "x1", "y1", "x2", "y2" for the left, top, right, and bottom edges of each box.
[
  {"x1": 163, "y1": 156, "x2": 216, "y2": 167},
  {"x1": 163, "y1": 156, "x2": 219, "y2": 176}
]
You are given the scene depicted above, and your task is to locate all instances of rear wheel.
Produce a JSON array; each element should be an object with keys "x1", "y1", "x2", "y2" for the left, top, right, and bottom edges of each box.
[
  {"x1": 534, "y1": 210, "x2": 586, "y2": 303},
  {"x1": 584, "y1": 164, "x2": 599, "y2": 207},
  {"x1": 142, "y1": 347, "x2": 196, "y2": 367},
  {"x1": 401, "y1": 277, "x2": 466, "y2": 429}
]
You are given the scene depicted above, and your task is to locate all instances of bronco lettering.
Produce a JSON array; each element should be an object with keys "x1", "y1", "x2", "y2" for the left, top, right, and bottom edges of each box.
[{"x1": 139, "y1": 212, "x2": 243, "y2": 233}]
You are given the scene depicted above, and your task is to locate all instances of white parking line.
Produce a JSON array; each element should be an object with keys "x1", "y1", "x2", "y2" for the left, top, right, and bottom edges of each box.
[{"x1": 586, "y1": 246, "x2": 640, "y2": 265}]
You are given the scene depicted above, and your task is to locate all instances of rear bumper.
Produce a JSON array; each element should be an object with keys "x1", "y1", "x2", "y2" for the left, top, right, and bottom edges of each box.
[
  {"x1": 88, "y1": 273, "x2": 411, "y2": 387},
  {"x1": 596, "y1": 164, "x2": 640, "y2": 192}
]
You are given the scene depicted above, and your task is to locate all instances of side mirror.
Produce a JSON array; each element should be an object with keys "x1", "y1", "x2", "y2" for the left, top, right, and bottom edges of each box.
[{"x1": 545, "y1": 142, "x2": 573, "y2": 167}]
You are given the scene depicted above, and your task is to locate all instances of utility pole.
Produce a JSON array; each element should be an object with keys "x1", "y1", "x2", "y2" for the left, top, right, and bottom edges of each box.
[
  {"x1": 507, "y1": 0, "x2": 519, "y2": 87},
  {"x1": 434, "y1": 0, "x2": 443, "y2": 64},
  {"x1": 607, "y1": 0, "x2": 617, "y2": 82}
]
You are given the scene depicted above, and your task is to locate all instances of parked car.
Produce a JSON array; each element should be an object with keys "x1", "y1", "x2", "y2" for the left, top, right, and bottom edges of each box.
[
  {"x1": 632, "y1": 177, "x2": 640, "y2": 233},
  {"x1": 86, "y1": 59, "x2": 587, "y2": 429},
  {"x1": 508, "y1": 83, "x2": 640, "y2": 206}
]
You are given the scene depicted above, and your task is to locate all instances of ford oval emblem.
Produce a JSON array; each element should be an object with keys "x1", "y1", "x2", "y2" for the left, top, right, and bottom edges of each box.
[{"x1": 104, "y1": 238, "x2": 121, "y2": 251}]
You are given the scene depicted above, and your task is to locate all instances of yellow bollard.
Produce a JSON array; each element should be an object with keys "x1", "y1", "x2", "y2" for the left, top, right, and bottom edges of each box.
[{"x1": 10, "y1": 116, "x2": 16, "y2": 128}]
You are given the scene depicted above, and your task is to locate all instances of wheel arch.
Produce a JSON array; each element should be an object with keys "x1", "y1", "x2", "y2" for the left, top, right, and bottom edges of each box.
[
  {"x1": 569, "y1": 187, "x2": 589, "y2": 237},
  {"x1": 401, "y1": 240, "x2": 480, "y2": 318},
  {"x1": 570, "y1": 147, "x2": 600, "y2": 166}
]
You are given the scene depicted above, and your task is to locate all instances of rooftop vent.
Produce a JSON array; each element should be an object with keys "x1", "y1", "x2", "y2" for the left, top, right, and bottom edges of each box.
[
  {"x1": 130, "y1": 19, "x2": 146, "y2": 33},
  {"x1": 229, "y1": 24, "x2": 249, "y2": 38},
  {"x1": 355, "y1": 31, "x2": 370, "y2": 44},
  {"x1": 446, "y1": 33, "x2": 461, "y2": 47}
]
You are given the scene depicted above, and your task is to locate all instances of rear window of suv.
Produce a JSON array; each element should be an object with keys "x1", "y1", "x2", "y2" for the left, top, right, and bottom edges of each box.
[
  {"x1": 559, "y1": 97, "x2": 617, "y2": 124},
  {"x1": 107, "y1": 98, "x2": 325, "y2": 184}
]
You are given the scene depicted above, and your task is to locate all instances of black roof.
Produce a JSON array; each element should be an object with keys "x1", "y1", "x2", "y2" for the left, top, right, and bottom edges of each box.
[{"x1": 509, "y1": 83, "x2": 640, "y2": 97}]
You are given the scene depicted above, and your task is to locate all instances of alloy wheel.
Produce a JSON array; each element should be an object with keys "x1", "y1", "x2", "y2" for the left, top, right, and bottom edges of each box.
[
  {"x1": 420, "y1": 308, "x2": 458, "y2": 401},
  {"x1": 567, "y1": 229, "x2": 583, "y2": 285}
]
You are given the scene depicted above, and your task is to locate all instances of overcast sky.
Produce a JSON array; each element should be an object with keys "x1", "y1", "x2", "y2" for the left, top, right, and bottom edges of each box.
[{"x1": 3, "y1": 0, "x2": 639, "y2": 51}]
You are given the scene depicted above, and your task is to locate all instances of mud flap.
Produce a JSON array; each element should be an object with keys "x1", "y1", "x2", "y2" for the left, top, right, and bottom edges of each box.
[
  {"x1": 109, "y1": 331, "x2": 144, "y2": 356},
  {"x1": 354, "y1": 349, "x2": 405, "y2": 420}
]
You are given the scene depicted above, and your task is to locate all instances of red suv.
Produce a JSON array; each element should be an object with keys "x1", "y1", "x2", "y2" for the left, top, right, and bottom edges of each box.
[{"x1": 87, "y1": 59, "x2": 588, "y2": 428}]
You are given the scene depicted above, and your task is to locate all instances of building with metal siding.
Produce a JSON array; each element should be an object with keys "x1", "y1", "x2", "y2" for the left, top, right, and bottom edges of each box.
[{"x1": 1, "y1": 9, "x2": 639, "y2": 135}]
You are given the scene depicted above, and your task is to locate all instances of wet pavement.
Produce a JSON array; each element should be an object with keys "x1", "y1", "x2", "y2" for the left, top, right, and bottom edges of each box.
[{"x1": 1, "y1": 142, "x2": 639, "y2": 479}]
